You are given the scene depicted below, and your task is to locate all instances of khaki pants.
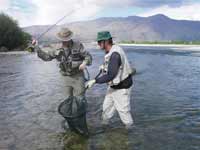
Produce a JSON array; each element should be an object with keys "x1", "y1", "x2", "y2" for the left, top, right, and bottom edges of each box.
[
  {"x1": 102, "y1": 87, "x2": 133, "y2": 126},
  {"x1": 63, "y1": 72, "x2": 85, "y2": 97},
  {"x1": 60, "y1": 72, "x2": 89, "y2": 135}
]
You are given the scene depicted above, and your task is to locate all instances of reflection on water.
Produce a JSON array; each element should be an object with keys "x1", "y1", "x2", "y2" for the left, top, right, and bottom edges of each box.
[{"x1": 0, "y1": 47, "x2": 200, "y2": 150}]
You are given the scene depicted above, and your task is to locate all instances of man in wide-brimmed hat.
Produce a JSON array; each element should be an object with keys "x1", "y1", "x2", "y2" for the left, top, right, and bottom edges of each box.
[
  {"x1": 32, "y1": 27, "x2": 92, "y2": 136},
  {"x1": 56, "y1": 27, "x2": 73, "y2": 41}
]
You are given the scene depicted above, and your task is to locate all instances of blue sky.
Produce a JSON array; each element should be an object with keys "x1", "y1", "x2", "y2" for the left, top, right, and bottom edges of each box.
[{"x1": 1, "y1": 0, "x2": 200, "y2": 27}]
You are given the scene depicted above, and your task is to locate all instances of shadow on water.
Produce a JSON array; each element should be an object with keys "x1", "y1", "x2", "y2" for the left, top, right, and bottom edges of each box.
[{"x1": 0, "y1": 47, "x2": 200, "y2": 150}]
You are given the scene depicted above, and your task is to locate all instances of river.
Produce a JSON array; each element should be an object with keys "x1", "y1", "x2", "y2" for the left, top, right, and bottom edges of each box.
[{"x1": 0, "y1": 46, "x2": 200, "y2": 150}]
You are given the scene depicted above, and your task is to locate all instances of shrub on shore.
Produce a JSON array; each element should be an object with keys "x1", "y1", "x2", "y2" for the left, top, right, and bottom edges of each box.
[{"x1": 0, "y1": 13, "x2": 31, "y2": 51}]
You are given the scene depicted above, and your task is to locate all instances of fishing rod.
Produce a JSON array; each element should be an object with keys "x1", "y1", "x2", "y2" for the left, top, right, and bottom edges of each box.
[
  {"x1": 36, "y1": 9, "x2": 76, "y2": 41},
  {"x1": 26, "y1": 8, "x2": 78, "y2": 52}
]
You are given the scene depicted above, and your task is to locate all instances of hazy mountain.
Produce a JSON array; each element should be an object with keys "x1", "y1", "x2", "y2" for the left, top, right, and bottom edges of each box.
[{"x1": 23, "y1": 14, "x2": 200, "y2": 42}]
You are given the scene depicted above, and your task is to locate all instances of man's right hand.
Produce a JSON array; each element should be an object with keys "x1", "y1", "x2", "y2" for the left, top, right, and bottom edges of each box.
[
  {"x1": 85, "y1": 79, "x2": 96, "y2": 89},
  {"x1": 32, "y1": 39, "x2": 38, "y2": 46}
]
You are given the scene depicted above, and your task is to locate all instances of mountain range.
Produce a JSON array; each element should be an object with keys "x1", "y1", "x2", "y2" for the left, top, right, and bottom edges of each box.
[{"x1": 23, "y1": 14, "x2": 200, "y2": 43}]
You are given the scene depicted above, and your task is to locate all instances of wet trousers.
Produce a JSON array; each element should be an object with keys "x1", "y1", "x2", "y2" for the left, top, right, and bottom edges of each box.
[
  {"x1": 63, "y1": 72, "x2": 85, "y2": 97},
  {"x1": 102, "y1": 87, "x2": 133, "y2": 126},
  {"x1": 60, "y1": 72, "x2": 89, "y2": 136}
]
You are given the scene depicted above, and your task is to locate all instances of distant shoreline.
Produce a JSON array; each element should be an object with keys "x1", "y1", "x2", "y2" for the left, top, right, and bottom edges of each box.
[
  {"x1": 119, "y1": 43, "x2": 200, "y2": 47},
  {"x1": 1, "y1": 43, "x2": 200, "y2": 54},
  {"x1": 119, "y1": 43, "x2": 200, "y2": 51}
]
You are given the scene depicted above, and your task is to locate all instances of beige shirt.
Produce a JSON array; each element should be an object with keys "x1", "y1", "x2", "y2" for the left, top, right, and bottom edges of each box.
[{"x1": 36, "y1": 40, "x2": 92, "y2": 66}]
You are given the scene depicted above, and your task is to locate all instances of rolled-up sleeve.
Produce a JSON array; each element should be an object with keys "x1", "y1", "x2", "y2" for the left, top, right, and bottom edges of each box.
[{"x1": 36, "y1": 46, "x2": 60, "y2": 61}]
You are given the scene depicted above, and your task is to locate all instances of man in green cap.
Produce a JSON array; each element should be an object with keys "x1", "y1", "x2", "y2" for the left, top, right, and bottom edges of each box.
[
  {"x1": 32, "y1": 27, "x2": 92, "y2": 133},
  {"x1": 86, "y1": 31, "x2": 134, "y2": 129}
]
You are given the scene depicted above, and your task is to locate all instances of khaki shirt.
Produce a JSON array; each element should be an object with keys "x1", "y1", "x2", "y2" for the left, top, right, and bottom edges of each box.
[
  {"x1": 36, "y1": 40, "x2": 92, "y2": 65},
  {"x1": 36, "y1": 40, "x2": 92, "y2": 75}
]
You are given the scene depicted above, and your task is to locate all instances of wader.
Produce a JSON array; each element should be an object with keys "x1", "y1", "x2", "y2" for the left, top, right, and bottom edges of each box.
[{"x1": 102, "y1": 45, "x2": 134, "y2": 126}]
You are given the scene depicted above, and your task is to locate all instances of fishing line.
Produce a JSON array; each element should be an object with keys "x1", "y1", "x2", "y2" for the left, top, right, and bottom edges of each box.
[{"x1": 36, "y1": 9, "x2": 77, "y2": 41}]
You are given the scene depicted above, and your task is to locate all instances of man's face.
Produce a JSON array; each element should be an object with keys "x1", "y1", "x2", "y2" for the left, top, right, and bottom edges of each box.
[
  {"x1": 98, "y1": 40, "x2": 105, "y2": 50},
  {"x1": 62, "y1": 40, "x2": 72, "y2": 47},
  {"x1": 98, "y1": 40, "x2": 110, "y2": 53}
]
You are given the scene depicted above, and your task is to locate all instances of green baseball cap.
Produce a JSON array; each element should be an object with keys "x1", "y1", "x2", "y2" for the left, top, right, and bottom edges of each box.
[{"x1": 97, "y1": 31, "x2": 112, "y2": 42}]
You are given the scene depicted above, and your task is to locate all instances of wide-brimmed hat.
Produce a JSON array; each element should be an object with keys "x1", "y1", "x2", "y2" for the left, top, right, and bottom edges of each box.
[
  {"x1": 56, "y1": 27, "x2": 73, "y2": 41},
  {"x1": 97, "y1": 31, "x2": 112, "y2": 42}
]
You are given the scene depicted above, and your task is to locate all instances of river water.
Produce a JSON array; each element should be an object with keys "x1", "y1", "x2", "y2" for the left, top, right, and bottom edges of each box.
[{"x1": 0, "y1": 46, "x2": 200, "y2": 150}]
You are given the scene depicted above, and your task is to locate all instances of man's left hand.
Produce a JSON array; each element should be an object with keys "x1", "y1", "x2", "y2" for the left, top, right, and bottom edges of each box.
[{"x1": 79, "y1": 62, "x2": 87, "y2": 71}]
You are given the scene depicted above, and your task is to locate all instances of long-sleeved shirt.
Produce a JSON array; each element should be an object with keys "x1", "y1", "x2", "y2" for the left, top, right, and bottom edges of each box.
[
  {"x1": 36, "y1": 40, "x2": 92, "y2": 66},
  {"x1": 96, "y1": 52, "x2": 121, "y2": 84},
  {"x1": 35, "y1": 40, "x2": 92, "y2": 76}
]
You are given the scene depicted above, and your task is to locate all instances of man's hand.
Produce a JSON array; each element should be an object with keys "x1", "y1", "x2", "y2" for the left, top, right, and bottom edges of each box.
[
  {"x1": 99, "y1": 64, "x2": 104, "y2": 71},
  {"x1": 85, "y1": 79, "x2": 96, "y2": 89},
  {"x1": 32, "y1": 39, "x2": 38, "y2": 46},
  {"x1": 79, "y1": 62, "x2": 87, "y2": 71}
]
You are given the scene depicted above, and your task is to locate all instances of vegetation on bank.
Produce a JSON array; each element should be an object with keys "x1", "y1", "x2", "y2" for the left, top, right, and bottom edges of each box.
[
  {"x1": 0, "y1": 13, "x2": 31, "y2": 52},
  {"x1": 120, "y1": 40, "x2": 200, "y2": 45}
]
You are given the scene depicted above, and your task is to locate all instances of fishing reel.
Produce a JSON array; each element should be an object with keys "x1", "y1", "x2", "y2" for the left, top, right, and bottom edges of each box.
[{"x1": 26, "y1": 39, "x2": 38, "y2": 52}]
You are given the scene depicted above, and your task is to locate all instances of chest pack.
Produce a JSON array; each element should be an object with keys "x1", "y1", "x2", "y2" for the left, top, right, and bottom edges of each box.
[{"x1": 59, "y1": 46, "x2": 84, "y2": 75}]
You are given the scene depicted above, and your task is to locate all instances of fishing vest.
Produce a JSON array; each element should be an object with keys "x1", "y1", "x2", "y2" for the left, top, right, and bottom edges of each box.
[
  {"x1": 103, "y1": 45, "x2": 133, "y2": 86},
  {"x1": 59, "y1": 40, "x2": 84, "y2": 76}
]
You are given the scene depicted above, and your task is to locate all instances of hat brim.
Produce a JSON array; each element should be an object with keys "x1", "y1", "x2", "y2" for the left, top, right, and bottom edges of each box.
[
  {"x1": 56, "y1": 32, "x2": 73, "y2": 41},
  {"x1": 97, "y1": 36, "x2": 114, "y2": 42}
]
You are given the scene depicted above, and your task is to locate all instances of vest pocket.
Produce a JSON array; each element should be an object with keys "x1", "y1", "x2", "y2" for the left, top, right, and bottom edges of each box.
[{"x1": 71, "y1": 61, "x2": 82, "y2": 68}]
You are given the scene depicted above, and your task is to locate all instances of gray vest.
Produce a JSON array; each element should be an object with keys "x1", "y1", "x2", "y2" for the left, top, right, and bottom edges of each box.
[
  {"x1": 103, "y1": 45, "x2": 133, "y2": 86},
  {"x1": 59, "y1": 40, "x2": 84, "y2": 76}
]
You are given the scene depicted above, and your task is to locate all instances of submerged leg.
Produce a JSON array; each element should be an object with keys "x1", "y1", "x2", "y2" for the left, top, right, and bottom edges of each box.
[
  {"x1": 112, "y1": 88, "x2": 134, "y2": 126},
  {"x1": 67, "y1": 74, "x2": 89, "y2": 137},
  {"x1": 102, "y1": 88, "x2": 116, "y2": 123}
]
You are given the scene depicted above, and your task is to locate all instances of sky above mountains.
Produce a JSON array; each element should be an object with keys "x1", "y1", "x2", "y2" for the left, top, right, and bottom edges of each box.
[{"x1": 1, "y1": 0, "x2": 200, "y2": 27}]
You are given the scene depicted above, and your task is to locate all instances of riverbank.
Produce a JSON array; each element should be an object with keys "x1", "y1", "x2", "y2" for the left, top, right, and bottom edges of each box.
[
  {"x1": 0, "y1": 51, "x2": 29, "y2": 55},
  {"x1": 119, "y1": 43, "x2": 200, "y2": 51}
]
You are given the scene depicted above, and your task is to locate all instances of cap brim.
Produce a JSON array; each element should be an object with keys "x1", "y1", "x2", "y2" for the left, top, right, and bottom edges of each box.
[{"x1": 97, "y1": 36, "x2": 114, "y2": 42}]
